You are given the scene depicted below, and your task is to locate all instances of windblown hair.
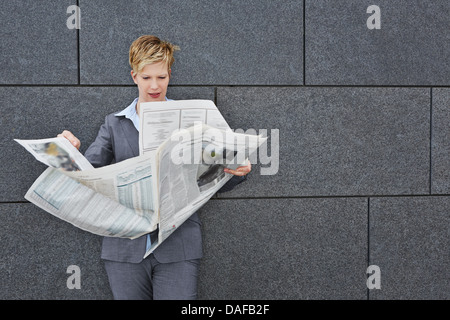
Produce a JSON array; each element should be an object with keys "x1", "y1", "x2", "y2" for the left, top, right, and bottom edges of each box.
[{"x1": 129, "y1": 35, "x2": 180, "y2": 74}]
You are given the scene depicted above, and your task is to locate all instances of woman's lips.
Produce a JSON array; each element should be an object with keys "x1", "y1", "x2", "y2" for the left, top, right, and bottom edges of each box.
[{"x1": 148, "y1": 92, "x2": 161, "y2": 98}]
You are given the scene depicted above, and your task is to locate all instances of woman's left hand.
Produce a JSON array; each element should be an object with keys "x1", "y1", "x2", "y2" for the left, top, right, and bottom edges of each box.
[{"x1": 223, "y1": 160, "x2": 252, "y2": 176}]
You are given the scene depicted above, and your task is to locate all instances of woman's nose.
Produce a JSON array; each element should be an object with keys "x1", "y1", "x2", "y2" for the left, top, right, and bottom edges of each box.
[{"x1": 150, "y1": 78, "x2": 159, "y2": 89}]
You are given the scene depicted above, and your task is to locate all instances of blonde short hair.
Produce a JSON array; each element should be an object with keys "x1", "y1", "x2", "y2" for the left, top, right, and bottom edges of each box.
[{"x1": 129, "y1": 35, "x2": 180, "y2": 74}]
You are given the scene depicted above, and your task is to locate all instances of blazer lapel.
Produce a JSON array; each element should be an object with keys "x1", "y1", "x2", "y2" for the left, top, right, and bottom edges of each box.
[{"x1": 118, "y1": 117, "x2": 139, "y2": 157}]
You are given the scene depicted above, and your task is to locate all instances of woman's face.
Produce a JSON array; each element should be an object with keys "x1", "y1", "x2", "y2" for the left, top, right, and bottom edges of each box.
[{"x1": 131, "y1": 61, "x2": 170, "y2": 103}]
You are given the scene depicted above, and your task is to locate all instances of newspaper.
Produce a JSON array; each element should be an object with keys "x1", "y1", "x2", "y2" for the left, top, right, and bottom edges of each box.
[
  {"x1": 15, "y1": 137, "x2": 94, "y2": 171},
  {"x1": 17, "y1": 139, "x2": 158, "y2": 239},
  {"x1": 139, "y1": 99, "x2": 231, "y2": 155},
  {"x1": 148, "y1": 124, "x2": 263, "y2": 257},
  {"x1": 17, "y1": 100, "x2": 265, "y2": 258}
]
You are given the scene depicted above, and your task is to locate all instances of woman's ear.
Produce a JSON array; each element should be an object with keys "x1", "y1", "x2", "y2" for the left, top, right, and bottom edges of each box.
[{"x1": 131, "y1": 70, "x2": 138, "y2": 84}]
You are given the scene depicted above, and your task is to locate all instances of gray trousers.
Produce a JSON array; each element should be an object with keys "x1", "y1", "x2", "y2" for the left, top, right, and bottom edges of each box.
[{"x1": 104, "y1": 254, "x2": 200, "y2": 300}]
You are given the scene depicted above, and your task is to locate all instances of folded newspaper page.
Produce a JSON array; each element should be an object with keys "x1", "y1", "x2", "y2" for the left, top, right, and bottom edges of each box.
[
  {"x1": 17, "y1": 138, "x2": 158, "y2": 239},
  {"x1": 139, "y1": 99, "x2": 231, "y2": 155},
  {"x1": 145, "y1": 123, "x2": 264, "y2": 258},
  {"x1": 24, "y1": 166, "x2": 156, "y2": 239},
  {"x1": 17, "y1": 100, "x2": 266, "y2": 258},
  {"x1": 15, "y1": 137, "x2": 94, "y2": 171}
]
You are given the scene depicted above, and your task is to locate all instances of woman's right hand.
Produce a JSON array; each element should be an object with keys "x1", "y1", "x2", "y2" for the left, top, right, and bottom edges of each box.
[{"x1": 57, "y1": 130, "x2": 81, "y2": 150}]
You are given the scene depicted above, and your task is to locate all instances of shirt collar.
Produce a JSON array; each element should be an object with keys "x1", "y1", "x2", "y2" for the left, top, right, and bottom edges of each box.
[{"x1": 115, "y1": 97, "x2": 139, "y2": 118}]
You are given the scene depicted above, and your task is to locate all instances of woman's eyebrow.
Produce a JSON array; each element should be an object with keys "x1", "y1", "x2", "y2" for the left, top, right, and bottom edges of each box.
[{"x1": 141, "y1": 73, "x2": 168, "y2": 77}]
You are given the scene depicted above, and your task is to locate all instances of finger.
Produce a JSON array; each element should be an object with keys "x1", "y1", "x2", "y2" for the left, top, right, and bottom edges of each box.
[
  {"x1": 225, "y1": 169, "x2": 245, "y2": 176},
  {"x1": 224, "y1": 166, "x2": 249, "y2": 176},
  {"x1": 224, "y1": 160, "x2": 251, "y2": 174},
  {"x1": 58, "y1": 130, "x2": 81, "y2": 150},
  {"x1": 235, "y1": 162, "x2": 252, "y2": 173}
]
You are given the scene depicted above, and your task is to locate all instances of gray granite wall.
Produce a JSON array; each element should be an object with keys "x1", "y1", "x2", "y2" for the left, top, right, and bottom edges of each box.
[{"x1": 1, "y1": 0, "x2": 448, "y2": 299}]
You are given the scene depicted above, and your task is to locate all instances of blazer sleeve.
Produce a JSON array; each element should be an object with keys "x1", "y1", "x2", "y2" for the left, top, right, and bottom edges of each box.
[
  {"x1": 84, "y1": 115, "x2": 115, "y2": 168},
  {"x1": 217, "y1": 175, "x2": 246, "y2": 193}
]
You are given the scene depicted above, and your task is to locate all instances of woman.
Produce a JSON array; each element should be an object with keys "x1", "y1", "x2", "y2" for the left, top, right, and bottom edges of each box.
[{"x1": 59, "y1": 35, "x2": 251, "y2": 299}]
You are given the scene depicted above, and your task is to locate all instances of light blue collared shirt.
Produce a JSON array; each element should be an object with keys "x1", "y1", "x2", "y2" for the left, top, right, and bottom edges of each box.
[
  {"x1": 114, "y1": 97, "x2": 140, "y2": 130},
  {"x1": 114, "y1": 97, "x2": 172, "y2": 253}
]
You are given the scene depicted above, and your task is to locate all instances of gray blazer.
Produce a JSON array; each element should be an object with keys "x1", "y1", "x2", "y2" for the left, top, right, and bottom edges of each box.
[{"x1": 84, "y1": 112, "x2": 244, "y2": 264}]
